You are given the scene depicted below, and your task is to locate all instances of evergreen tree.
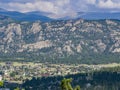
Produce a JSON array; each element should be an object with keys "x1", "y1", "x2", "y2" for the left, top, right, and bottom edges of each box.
[
  {"x1": 0, "y1": 81, "x2": 4, "y2": 87},
  {"x1": 61, "y1": 78, "x2": 80, "y2": 90},
  {"x1": 14, "y1": 87, "x2": 20, "y2": 90}
]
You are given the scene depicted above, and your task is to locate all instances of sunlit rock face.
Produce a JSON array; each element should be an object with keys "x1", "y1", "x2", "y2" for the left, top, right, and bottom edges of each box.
[{"x1": 0, "y1": 16, "x2": 120, "y2": 63}]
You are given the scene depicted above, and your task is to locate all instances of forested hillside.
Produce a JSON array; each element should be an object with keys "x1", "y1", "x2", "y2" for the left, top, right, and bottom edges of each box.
[{"x1": 0, "y1": 15, "x2": 120, "y2": 64}]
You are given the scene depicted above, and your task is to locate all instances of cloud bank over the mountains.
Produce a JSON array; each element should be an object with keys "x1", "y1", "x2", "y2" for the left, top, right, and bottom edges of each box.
[
  {"x1": 98, "y1": 0, "x2": 120, "y2": 9},
  {"x1": 0, "y1": 0, "x2": 120, "y2": 18}
]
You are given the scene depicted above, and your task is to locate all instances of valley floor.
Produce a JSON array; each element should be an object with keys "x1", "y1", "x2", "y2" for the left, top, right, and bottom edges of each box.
[{"x1": 0, "y1": 61, "x2": 119, "y2": 84}]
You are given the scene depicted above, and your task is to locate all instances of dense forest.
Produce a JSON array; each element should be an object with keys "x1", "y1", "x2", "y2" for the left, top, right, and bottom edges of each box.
[
  {"x1": 0, "y1": 53, "x2": 120, "y2": 64},
  {"x1": 22, "y1": 66, "x2": 120, "y2": 90}
]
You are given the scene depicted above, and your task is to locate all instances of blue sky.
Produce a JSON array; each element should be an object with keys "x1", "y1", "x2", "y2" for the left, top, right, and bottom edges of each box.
[{"x1": 0, "y1": 0, "x2": 120, "y2": 18}]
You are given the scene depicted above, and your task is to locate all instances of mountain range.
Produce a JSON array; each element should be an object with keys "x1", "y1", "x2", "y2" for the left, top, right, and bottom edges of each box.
[
  {"x1": 0, "y1": 8, "x2": 53, "y2": 22},
  {"x1": 0, "y1": 13, "x2": 120, "y2": 64},
  {"x1": 0, "y1": 8, "x2": 120, "y2": 21}
]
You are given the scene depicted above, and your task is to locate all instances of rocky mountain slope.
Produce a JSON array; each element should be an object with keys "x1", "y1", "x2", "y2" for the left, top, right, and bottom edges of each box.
[{"x1": 0, "y1": 15, "x2": 120, "y2": 64}]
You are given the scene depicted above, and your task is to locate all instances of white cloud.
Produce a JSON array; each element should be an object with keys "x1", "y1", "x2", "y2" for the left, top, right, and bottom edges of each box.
[
  {"x1": 0, "y1": 0, "x2": 78, "y2": 18},
  {"x1": 5, "y1": 1, "x2": 58, "y2": 13},
  {"x1": 98, "y1": 0, "x2": 120, "y2": 9},
  {"x1": 86, "y1": 0, "x2": 96, "y2": 4}
]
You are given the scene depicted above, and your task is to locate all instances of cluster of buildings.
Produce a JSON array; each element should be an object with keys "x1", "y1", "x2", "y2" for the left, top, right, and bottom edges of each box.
[{"x1": 0, "y1": 62, "x2": 103, "y2": 83}]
